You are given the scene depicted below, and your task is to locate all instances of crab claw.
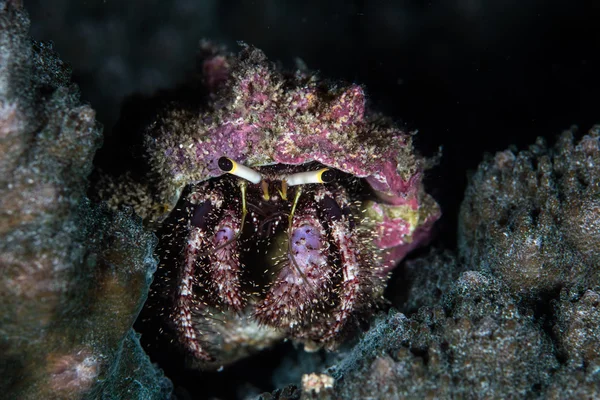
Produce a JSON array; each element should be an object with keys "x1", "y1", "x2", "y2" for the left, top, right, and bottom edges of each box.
[
  {"x1": 174, "y1": 199, "x2": 217, "y2": 362},
  {"x1": 207, "y1": 209, "x2": 245, "y2": 311},
  {"x1": 173, "y1": 192, "x2": 245, "y2": 362},
  {"x1": 318, "y1": 195, "x2": 371, "y2": 344},
  {"x1": 254, "y1": 212, "x2": 334, "y2": 329}
]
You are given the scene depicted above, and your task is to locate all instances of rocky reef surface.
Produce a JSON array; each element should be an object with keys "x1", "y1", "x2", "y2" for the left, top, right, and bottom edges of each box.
[
  {"x1": 0, "y1": 2, "x2": 170, "y2": 399},
  {"x1": 460, "y1": 128, "x2": 600, "y2": 298},
  {"x1": 1, "y1": 1, "x2": 599, "y2": 399}
]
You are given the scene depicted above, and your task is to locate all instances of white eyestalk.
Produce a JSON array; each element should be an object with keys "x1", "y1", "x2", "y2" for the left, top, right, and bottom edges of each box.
[
  {"x1": 218, "y1": 157, "x2": 262, "y2": 184},
  {"x1": 284, "y1": 168, "x2": 335, "y2": 187}
]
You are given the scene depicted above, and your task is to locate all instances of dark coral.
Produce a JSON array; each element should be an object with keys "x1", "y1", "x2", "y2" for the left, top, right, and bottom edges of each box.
[
  {"x1": 459, "y1": 126, "x2": 600, "y2": 298},
  {"x1": 553, "y1": 288, "x2": 600, "y2": 368},
  {"x1": 257, "y1": 385, "x2": 301, "y2": 400},
  {"x1": 392, "y1": 248, "x2": 465, "y2": 314},
  {"x1": 547, "y1": 288, "x2": 600, "y2": 398},
  {"x1": 330, "y1": 272, "x2": 558, "y2": 399},
  {"x1": 0, "y1": 2, "x2": 169, "y2": 399}
]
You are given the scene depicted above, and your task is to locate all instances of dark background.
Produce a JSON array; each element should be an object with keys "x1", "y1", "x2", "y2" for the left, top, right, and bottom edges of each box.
[{"x1": 26, "y1": 0, "x2": 600, "y2": 397}]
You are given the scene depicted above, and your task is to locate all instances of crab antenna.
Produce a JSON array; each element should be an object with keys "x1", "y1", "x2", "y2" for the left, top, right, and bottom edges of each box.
[
  {"x1": 218, "y1": 157, "x2": 262, "y2": 184},
  {"x1": 284, "y1": 168, "x2": 335, "y2": 187},
  {"x1": 288, "y1": 187, "x2": 303, "y2": 222}
]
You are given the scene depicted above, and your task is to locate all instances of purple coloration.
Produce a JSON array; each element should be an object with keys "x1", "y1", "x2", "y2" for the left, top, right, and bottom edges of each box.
[
  {"x1": 198, "y1": 122, "x2": 262, "y2": 175},
  {"x1": 214, "y1": 226, "x2": 234, "y2": 243},
  {"x1": 96, "y1": 46, "x2": 441, "y2": 308},
  {"x1": 323, "y1": 86, "x2": 366, "y2": 127},
  {"x1": 290, "y1": 224, "x2": 326, "y2": 272}
]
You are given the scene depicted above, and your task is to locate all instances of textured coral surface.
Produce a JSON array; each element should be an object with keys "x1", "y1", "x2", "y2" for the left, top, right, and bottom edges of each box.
[
  {"x1": 330, "y1": 272, "x2": 559, "y2": 399},
  {"x1": 0, "y1": 2, "x2": 170, "y2": 399},
  {"x1": 459, "y1": 127, "x2": 600, "y2": 297},
  {"x1": 274, "y1": 250, "x2": 598, "y2": 399}
]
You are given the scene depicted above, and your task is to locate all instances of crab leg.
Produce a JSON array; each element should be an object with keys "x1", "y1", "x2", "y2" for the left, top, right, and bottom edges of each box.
[
  {"x1": 203, "y1": 181, "x2": 247, "y2": 310},
  {"x1": 173, "y1": 182, "x2": 249, "y2": 360},
  {"x1": 319, "y1": 195, "x2": 366, "y2": 343},
  {"x1": 207, "y1": 208, "x2": 244, "y2": 310},
  {"x1": 174, "y1": 200, "x2": 216, "y2": 361},
  {"x1": 255, "y1": 197, "x2": 334, "y2": 329}
]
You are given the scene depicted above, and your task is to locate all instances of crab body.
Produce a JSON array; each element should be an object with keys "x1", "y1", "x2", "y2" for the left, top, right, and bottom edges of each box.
[{"x1": 154, "y1": 164, "x2": 382, "y2": 363}]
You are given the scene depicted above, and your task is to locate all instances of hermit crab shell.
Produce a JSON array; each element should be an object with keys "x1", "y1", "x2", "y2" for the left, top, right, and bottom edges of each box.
[{"x1": 136, "y1": 46, "x2": 440, "y2": 269}]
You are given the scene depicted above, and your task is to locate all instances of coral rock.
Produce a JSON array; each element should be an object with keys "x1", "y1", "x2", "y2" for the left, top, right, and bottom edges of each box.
[
  {"x1": 0, "y1": 3, "x2": 170, "y2": 399},
  {"x1": 459, "y1": 126, "x2": 600, "y2": 297}
]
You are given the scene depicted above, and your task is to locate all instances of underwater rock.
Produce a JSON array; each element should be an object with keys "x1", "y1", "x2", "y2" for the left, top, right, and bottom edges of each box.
[
  {"x1": 0, "y1": 2, "x2": 169, "y2": 399},
  {"x1": 257, "y1": 385, "x2": 302, "y2": 400},
  {"x1": 547, "y1": 287, "x2": 600, "y2": 397},
  {"x1": 329, "y1": 272, "x2": 558, "y2": 399},
  {"x1": 553, "y1": 288, "x2": 600, "y2": 368},
  {"x1": 392, "y1": 248, "x2": 465, "y2": 314},
  {"x1": 544, "y1": 287, "x2": 600, "y2": 398},
  {"x1": 459, "y1": 126, "x2": 600, "y2": 298}
]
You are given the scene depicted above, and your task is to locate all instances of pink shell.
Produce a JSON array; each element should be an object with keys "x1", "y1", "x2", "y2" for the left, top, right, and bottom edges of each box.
[{"x1": 149, "y1": 45, "x2": 440, "y2": 266}]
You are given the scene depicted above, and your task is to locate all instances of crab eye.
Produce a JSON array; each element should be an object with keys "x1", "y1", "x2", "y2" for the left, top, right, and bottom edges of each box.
[
  {"x1": 285, "y1": 168, "x2": 335, "y2": 187},
  {"x1": 218, "y1": 157, "x2": 262, "y2": 184}
]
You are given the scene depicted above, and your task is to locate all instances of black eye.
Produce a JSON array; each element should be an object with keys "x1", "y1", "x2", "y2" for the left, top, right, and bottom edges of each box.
[
  {"x1": 218, "y1": 157, "x2": 234, "y2": 172},
  {"x1": 321, "y1": 169, "x2": 336, "y2": 183}
]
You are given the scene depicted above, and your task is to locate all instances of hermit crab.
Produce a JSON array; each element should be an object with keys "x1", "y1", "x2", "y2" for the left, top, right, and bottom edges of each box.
[{"x1": 98, "y1": 45, "x2": 440, "y2": 368}]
